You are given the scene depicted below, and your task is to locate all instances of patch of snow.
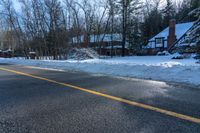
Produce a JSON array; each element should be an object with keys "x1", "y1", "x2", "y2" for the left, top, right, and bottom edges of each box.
[
  {"x1": 29, "y1": 52, "x2": 36, "y2": 54},
  {"x1": 0, "y1": 55, "x2": 200, "y2": 86},
  {"x1": 175, "y1": 42, "x2": 196, "y2": 47},
  {"x1": 157, "y1": 51, "x2": 170, "y2": 56},
  {"x1": 68, "y1": 48, "x2": 99, "y2": 60}
]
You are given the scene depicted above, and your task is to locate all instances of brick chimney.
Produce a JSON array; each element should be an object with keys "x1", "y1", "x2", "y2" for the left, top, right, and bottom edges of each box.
[{"x1": 167, "y1": 19, "x2": 176, "y2": 49}]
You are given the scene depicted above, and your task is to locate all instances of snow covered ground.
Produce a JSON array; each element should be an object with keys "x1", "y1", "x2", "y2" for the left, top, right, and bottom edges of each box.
[{"x1": 0, "y1": 55, "x2": 200, "y2": 86}]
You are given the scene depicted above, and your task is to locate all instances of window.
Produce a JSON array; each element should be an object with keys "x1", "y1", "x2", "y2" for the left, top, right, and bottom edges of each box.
[
  {"x1": 156, "y1": 38, "x2": 162, "y2": 44},
  {"x1": 155, "y1": 38, "x2": 163, "y2": 48}
]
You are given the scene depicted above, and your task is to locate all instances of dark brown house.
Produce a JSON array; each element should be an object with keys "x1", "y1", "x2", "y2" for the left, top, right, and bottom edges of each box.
[{"x1": 72, "y1": 34, "x2": 129, "y2": 56}]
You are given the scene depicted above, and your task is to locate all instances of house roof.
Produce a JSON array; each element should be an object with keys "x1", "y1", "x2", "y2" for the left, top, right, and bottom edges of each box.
[
  {"x1": 72, "y1": 34, "x2": 123, "y2": 43},
  {"x1": 90, "y1": 34, "x2": 122, "y2": 43},
  {"x1": 149, "y1": 22, "x2": 194, "y2": 42}
]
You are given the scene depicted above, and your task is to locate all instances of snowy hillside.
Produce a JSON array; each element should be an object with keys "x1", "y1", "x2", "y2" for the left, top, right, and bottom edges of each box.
[{"x1": 0, "y1": 55, "x2": 200, "y2": 86}]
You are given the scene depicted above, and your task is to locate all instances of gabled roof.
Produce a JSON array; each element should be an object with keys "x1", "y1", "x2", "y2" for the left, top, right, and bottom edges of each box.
[
  {"x1": 90, "y1": 34, "x2": 122, "y2": 43},
  {"x1": 72, "y1": 34, "x2": 123, "y2": 44},
  {"x1": 149, "y1": 22, "x2": 194, "y2": 41}
]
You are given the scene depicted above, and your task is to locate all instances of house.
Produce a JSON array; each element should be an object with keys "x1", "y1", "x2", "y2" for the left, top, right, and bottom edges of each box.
[
  {"x1": 143, "y1": 19, "x2": 194, "y2": 54},
  {"x1": 72, "y1": 34, "x2": 129, "y2": 56}
]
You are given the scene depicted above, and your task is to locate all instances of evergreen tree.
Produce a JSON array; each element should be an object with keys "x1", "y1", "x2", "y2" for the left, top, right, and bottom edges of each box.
[
  {"x1": 188, "y1": 7, "x2": 200, "y2": 56},
  {"x1": 141, "y1": 9, "x2": 163, "y2": 45},
  {"x1": 162, "y1": 0, "x2": 175, "y2": 28},
  {"x1": 116, "y1": 0, "x2": 141, "y2": 56},
  {"x1": 189, "y1": 0, "x2": 200, "y2": 21},
  {"x1": 176, "y1": 0, "x2": 200, "y2": 22}
]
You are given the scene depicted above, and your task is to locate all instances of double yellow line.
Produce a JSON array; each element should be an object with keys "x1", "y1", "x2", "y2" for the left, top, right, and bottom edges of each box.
[{"x1": 0, "y1": 67, "x2": 200, "y2": 124}]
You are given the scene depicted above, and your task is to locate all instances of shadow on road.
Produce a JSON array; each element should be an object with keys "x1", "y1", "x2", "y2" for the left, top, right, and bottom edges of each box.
[{"x1": 0, "y1": 63, "x2": 12, "y2": 66}]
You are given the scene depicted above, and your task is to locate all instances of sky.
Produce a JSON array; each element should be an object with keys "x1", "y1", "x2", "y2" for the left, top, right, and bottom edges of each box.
[
  {"x1": 13, "y1": 1, "x2": 21, "y2": 11},
  {"x1": 13, "y1": 0, "x2": 183, "y2": 12}
]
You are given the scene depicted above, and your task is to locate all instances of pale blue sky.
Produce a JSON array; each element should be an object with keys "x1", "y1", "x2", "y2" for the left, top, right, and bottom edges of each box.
[
  {"x1": 13, "y1": 0, "x2": 183, "y2": 12},
  {"x1": 13, "y1": 1, "x2": 21, "y2": 11}
]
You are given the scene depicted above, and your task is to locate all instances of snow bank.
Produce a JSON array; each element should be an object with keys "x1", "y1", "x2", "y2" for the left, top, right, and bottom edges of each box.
[
  {"x1": 0, "y1": 55, "x2": 200, "y2": 86},
  {"x1": 68, "y1": 48, "x2": 99, "y2": 60}
]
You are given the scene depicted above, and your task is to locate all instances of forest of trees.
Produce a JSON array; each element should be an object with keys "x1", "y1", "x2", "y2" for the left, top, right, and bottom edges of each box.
[{"x1": 0, "y1": 0, "x2": 199, "y2": 58}]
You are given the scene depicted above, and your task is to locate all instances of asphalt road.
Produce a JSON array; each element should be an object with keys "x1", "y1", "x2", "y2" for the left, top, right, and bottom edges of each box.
[{"x1": 0, "y1": 63, "x2": 200, "y2": 133}]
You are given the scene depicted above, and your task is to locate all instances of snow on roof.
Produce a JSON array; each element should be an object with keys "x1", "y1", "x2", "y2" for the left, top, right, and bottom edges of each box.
[
  {"x1": 149, "y1": 22, "x2": 194, "y2": 41},
  {"x1": 72, "y1": 34, "x2": 123, "y2": 44},
  {"x1": 105, "y1": 45, "x2": 129, "y2": 49},
  {"x1": 90, "y1": 34, "x2": 122, "y2": 43},
  {"x1": 72, "y1": 35, "x2": 84, "y2": 44},
  {"x1": 29, "y1": 52, "x2": 36, "y2": 54}
]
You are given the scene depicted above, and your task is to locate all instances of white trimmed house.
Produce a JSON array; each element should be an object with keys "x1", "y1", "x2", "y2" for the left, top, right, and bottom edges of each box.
[{"x1": 143, "y1": 20, "x2": 194, "y2": 54}]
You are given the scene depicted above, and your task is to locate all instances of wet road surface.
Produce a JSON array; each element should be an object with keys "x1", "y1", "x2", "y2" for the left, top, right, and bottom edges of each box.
[{"x1": 0, "y1": 63, "x2": 200, "y2": 133}]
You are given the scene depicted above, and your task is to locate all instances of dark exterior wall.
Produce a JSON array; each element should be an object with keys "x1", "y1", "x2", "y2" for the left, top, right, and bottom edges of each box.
[
  {"x1": 91, "y1": 41, "x2": 129, "y2": 56},
  {"x1": 145, "y1": 39, "x2": 168, "y2": 55},
  {"x1": 73, "y1": 41, "x2": 129, "y2": 56}
]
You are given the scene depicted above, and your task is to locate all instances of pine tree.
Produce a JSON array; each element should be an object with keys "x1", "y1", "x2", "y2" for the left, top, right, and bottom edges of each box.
[
  {"x1": 162, "y1": 0, "x2": 175, "y2": 28},
  {"x1": 176, "y1": 0, "x2": 200, "y2": 22},
  {"x1": 188, "y1": 8, "x2": 200, "y2": 57},
  {"x1": 116, "y1": 0, "x2": 141, "y2": 56}
]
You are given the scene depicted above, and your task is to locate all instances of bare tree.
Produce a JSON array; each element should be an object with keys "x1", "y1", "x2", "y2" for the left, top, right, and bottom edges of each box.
[
  {"x1": 64, "y1": 0, "x2": 82, "y2": 45},
  {"x1": 116, "y1": 0, "x2": 142, "y2": 56},
  {"x1": 0, "y1": 0, "x2": 28, "y2": 57}
]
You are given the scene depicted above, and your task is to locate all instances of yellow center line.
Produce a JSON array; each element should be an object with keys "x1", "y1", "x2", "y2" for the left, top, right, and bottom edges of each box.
[{"x1": 0, "y1": 67, "x2": 200, "y2": 124}]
